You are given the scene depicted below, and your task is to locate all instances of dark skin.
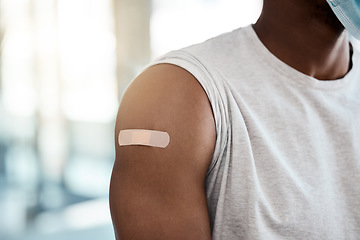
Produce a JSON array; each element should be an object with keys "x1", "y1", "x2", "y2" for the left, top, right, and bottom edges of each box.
[
  {"x1": 253, "y1": 0, "x2": 351, "y2": 80},
  {"x1": 110, "y1": 1, "x2": 352, "y2": 239}
]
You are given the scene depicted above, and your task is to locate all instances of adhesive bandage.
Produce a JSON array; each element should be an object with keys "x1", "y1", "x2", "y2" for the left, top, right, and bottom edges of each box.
[{"x1": 118, "y1": 129, "x2": 170, "y2": 148}]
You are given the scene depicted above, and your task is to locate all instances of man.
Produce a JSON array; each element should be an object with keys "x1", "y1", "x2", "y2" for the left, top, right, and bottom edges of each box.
[{"x1": 110, "y1": 0, "x2": 360, "y2": 239}]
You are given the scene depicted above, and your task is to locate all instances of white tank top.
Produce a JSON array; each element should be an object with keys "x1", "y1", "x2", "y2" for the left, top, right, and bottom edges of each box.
[{"x1": 148, "y1": 25, "x2": 360, "y2": 239}]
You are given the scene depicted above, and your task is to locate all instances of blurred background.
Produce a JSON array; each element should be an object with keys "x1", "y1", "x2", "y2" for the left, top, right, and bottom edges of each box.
[{"x1": 0, "y1": 0, "x2": 262, "y2": 239}]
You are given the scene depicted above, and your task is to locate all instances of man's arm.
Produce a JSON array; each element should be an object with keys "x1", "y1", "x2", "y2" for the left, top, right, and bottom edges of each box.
[{"x1": 109, "y1": 64, "x2": 216, "y2": 240}]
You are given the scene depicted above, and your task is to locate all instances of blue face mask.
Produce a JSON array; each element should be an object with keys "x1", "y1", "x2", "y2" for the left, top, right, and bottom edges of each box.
[{"x1": 327, "y1": 0, "x2": 360, "y2": 40}]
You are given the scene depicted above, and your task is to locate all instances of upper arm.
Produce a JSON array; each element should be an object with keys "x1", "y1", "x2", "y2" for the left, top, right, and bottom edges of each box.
[{"x1": 109, "y1": 64, "x2": 216, "y2": 240}]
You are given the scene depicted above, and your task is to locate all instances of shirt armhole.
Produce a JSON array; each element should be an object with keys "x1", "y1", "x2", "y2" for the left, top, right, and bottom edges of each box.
[{"x1": 145, "y1": 50, "x2": 230, "y2": 176}]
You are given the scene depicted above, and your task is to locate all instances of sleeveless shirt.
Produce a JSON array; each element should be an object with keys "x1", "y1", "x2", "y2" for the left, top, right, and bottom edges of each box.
[{"x1": 147, "y1": 25, "x2": 360, "y2": 239}]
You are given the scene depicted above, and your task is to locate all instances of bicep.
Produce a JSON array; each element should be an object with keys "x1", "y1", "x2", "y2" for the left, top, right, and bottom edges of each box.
[{"x1": 109, "y1": 64, "x2": 215, "y2": 240}]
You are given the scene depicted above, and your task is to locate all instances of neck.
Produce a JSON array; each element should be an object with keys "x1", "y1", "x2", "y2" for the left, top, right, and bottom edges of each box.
[{"x1": 253, "y1": 0, "x2": 351, "y2": 80}]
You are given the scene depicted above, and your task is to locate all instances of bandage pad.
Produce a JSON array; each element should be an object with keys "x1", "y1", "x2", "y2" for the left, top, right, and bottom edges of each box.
[{"x1": 118, "y1": 129, "x2": 170, "y2": 148}]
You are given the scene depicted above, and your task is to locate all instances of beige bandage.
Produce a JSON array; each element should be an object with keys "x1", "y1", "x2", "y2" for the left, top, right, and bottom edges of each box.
[{"x1": 118, "y1": 129, "x2": 170, "y2": 148}]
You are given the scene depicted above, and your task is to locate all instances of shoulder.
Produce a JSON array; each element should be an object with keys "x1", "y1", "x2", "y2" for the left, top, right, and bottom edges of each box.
[
  {"x1": 116, "y1": 63, "x2": 216, "y2": 152},
  {"x1": 181, "y1": 27, "x2": 243, "y2": 57}
]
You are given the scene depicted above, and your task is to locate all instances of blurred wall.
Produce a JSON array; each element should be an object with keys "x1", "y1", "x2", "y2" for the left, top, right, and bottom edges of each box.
[{"x1": 0, "y1": 0, "x2": 261, "y2": 239}]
